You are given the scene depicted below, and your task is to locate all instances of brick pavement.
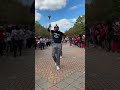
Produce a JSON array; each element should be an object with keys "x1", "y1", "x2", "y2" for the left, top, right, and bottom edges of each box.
[
  {"x1": 86, "y1": 47, "x2": 120, "y2": 89},
  {"x1": 1, "y1": 44, "x2": 119, "y2": 89},
  {"x1": 0, "y1": 48, "x2": 35, "y2": 89},
  {"x1": 35, "y1": 44, "x2": 85, "y2": 90}
]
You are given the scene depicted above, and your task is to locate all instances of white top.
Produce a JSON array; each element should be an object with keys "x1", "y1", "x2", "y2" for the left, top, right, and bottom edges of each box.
[
  {"x1": 18, "y1": 29, "x2": 24, "y2": 40},
  {"x1": 6, "y1": 32, "x2": 11, "y2": 41},
  {"x1": 11, "y1": 29, "x2": 18, "y2": 40}
]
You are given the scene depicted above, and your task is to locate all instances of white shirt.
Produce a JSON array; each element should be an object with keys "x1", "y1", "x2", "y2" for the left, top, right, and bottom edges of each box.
[
  {"x1": 18, "y1": 29, "x2": 24, "y2": 40},
  {"x1": 6, "y1": 32, "x2": 11, "y2": 41},
  {"x1": 11, "y1": 29, "x2": 18, "y2": 40}
]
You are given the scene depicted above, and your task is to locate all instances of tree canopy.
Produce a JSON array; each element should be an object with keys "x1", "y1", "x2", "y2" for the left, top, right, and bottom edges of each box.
[
  {"x1": 86, "y1": 0, "x2": 120, "y2": 25},
  {"x1": 0, "y1": 0, "x2": 34, "y2": 24},
  {"x1": 65, "y1": 15, "x2": 85, "y2": 37},
  {"x1": 35, "y1": 21, "x2": 50, "y2": 37}
]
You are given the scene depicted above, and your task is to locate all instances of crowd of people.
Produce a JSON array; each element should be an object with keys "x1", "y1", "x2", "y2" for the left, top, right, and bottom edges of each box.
[
  {"x1": 35, "y1": 37, "x2": 51, "y2": 50},
  {"x1": 0, "y1": 25, "x2": 35, "y2": 57},
  {"x1": 1, "y1": 20, "x2": 119, "y2": 58},
  {"x1": 66, "y1": 35, "x2": 85, "y2": 48},
  {"x1": 86, "y1": 21, "x2": 120, "y2": 53}
]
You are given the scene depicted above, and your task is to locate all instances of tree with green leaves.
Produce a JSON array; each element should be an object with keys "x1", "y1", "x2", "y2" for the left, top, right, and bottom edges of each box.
[
  {"x1": 0, "y1": 0, "x2": 34, "y2": 24},
  {"x1": 35, "y1": 21, "x2": 50, "y2": 37},
  {"x1": 65, "y1": 15, "x2": 85, "y2": 37},
  {"x1": 86, "y1": 0, "x2": 120, "y2": 24}
]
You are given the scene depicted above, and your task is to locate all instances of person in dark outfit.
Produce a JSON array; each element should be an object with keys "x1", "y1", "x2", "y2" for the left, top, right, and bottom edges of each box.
[
  {"x1": 48, "y1": 24, "x2": 64, "y2": 70},
  {"x1": 0, "y1": 27, "x2": 5, "y2": 56}
]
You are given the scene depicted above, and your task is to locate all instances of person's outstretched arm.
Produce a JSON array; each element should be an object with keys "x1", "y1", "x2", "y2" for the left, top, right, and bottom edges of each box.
[
  {"x1": 48, "y1": 24, "x2": 52, "y2": 32},
  {"x1": 48, "y1": 27, "x2": 50, "y2": 32}
]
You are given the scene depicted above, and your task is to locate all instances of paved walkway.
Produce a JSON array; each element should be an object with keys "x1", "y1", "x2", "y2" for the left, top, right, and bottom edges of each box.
[
  {"x1": 35, "y1": 44, "x2": 85, "y2": 90},
  {"x1": 86, "y1": 47, "x2": 120, "y2": 89},
  {"x1": 0, "y1": 48, "x2": 34, "y2": 89}
]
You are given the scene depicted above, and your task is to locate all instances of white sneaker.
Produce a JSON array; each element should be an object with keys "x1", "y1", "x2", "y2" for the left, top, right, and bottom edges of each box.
[
  {"x1": 55, "y1": 63, "x2": 56, "y2": 66},
  {"x1": 56, "y1": 66, "x2": 60, "y2": 70},
  {"x1": 60, "y1": 56, "x2": 62, "y2": 58}
]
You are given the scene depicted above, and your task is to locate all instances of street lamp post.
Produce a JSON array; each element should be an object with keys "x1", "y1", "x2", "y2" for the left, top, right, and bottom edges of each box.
[{"x1": 48, "y1": 15, "x2": 52, "y2": 42}]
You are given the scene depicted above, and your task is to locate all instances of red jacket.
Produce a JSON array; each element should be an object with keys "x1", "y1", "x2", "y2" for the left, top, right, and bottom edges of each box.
[{"x1": 77, "y1": 37, "x2": 80, "y2": 42}]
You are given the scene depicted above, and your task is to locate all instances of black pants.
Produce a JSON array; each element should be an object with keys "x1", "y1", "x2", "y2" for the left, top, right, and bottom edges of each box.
[
  {"x1": 18, "y1": 40, "x2": 23, "y2": 55},
  {"x1": 117, "y1": 37, "x2": 120, "y2": 52},
  {"x1": 40, "y1": 43, "x2": 45, "y2": 50},
  {"x1": 6, "y1": 41, "x2": 12, "y2": 53},
  {"x1": 0, "y1": 41, "x2": 4, "y2": 56},
  {"x1": 12, "y1": 40, "x2": 23, "y2": 57},
  {"x1": 46, "y1": 42, "x2": 49, "y2": 47},
  {"x1": 34, "y1": 43, "x2": 37, "y2": 49},
  {"x1": 105, "y1": 38, "x2": 112, "y2": 51},
  {"x1": 26, "y1": 38, "x2": 31, "y2": 48},
  {"x1": 48, "y1": 42, "x2": 50, "y2": 46}
]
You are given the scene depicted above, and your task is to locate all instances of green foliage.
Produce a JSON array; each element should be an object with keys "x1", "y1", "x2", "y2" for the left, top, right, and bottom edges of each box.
[
  {"x1": 35, "y1": 21, "x2": 50, "y2": 37},
  {"x1": 0, "y1": 0, "x2": 34, "y2": 24},
  {"x1": 86, "y1": 0, "x2": 120, "y2": 24},
  {"x1": 65, "y1": 15, "x2": 85, "y2": 37}
]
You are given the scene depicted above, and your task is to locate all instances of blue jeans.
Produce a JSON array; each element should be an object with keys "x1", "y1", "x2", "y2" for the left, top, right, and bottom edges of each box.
[{"x1": 52, "y1": 43, "x2": 62, "y2": 66}]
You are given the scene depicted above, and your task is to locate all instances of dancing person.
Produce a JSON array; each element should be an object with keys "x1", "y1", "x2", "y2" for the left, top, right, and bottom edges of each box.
[{"x1": 48, "y1": 24, "x2": 64, "y2": 70}]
